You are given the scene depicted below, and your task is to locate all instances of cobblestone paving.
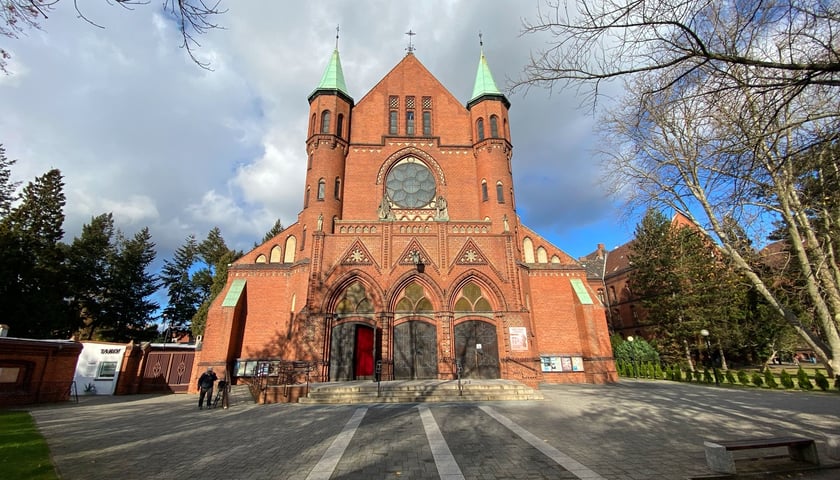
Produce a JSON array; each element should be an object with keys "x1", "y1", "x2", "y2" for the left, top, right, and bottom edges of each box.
[{"x1": 25, "y1": 380, "x2": 840, "y2": 480}]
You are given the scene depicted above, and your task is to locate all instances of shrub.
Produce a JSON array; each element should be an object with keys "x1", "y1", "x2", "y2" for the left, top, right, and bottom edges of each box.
[
  {"x1": 814, "y1": 370, "x2": 829, "y2": 391},
  {"x1": 725, "y1": 370, "x2": 736, "y2": 385},
  {"x1": 654, "y1": 363, "x2": 664, "y2": 380},
  {"x1": 693, "y1": 370, "x2": 703, "y2": 382},
  {"x1": 674, "y1": 366, "x2": 683, "y2": 382},
  {"x1": 797, "y1": 367, "x2": 814, "y2": 390},
  {"x1": 780, "y1": 369, "x2": 795, "y2": 389},
  {"x1": 703, "y1": 368, "x2": 714, "y2": 384},
  {"x1": 737, "y1": 370, "x2": 750, "y2": 385},
  {"x1": 751, "y1": 372, "x2": 764, "y2": 387},
  {"x1": 764, "y1": 369, "x2": 778, "y2": 389}
]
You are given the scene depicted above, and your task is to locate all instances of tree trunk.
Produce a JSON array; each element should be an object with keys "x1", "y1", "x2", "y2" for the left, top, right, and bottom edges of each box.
[
  {"x1": 684, "y1": 340, "x2": 694, "y2": 371},
  {"x1": 761, "y1": 350, "x2": 777, "y2": 373}
]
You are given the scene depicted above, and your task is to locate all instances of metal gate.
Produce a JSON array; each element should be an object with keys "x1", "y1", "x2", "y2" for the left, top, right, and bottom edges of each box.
[
  {"x1": 393, "y1": 320, "x2": 438, "y2": 379},
  {"x1": 454, "y1": 320, "x2": 500, "y2": 379},
  {"x1": 139, "y1": 351, "x2": 195, "y2": 393}
]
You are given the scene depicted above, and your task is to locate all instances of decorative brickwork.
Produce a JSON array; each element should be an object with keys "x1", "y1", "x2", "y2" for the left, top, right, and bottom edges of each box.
[{"x1": 193, "y1": 50, "x2": 617, "y2": 396}]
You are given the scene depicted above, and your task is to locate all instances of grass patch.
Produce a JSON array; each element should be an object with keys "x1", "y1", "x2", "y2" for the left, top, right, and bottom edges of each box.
[{"x1": 0, "y1": 411, "x2": 58, "y2": 480}]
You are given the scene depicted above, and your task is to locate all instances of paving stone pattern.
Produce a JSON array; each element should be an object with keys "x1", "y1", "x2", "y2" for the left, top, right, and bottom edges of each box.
[{"x1": 25, "y1": 380, "x2": 840, "y2": 480}]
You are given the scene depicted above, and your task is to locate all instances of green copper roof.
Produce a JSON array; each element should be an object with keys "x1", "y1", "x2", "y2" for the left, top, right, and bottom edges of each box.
[
  {"x1": 470, "y1": 53, "x2": 502, "y2": 101},
  {"x1": 467, "y1": 52, "x2": 509, "y2": 109},
  {"x1": 570, "y1": 279, "x2": 594, "y2": 305},
  {"x1": 316, "y1": 49, "x2": 349, "y2": 96},
  {"x1": 222, "y1": 279, "x2": 246, "y2": 308}
]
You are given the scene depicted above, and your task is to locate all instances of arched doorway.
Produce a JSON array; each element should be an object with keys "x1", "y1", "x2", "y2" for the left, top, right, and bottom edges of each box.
[
  {"x1": 454, "y1": 320, "x2": 500, "y2": 379},
  {"x1": 330, "y1": 322, "x2": 376, "y2": 381},
  {"x1": 393, "y1": 320, "x2": 438, "y2": 379}
]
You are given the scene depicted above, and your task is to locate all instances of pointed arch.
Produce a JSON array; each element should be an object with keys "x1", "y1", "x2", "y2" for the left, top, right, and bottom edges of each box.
[
  {"x1": 255, "y1": 254, "x2": 267, "y2": 264},
  {"x1": 336, "y1": 113, "x2": 344, "y2": 138},
  {"x1": 481, "y1": 179, "x2": 488, "y2": 202},
  {"x1": 270, "y1": 245, "x2": 282, "y2": 263},
  {"x1": 523, "y1": 237, "x2": 535, "y2": 263},
  {"x1": 536, "y1": 246, "x2": 548, "y2": 263},
  {"x1": 476, "y1": 117, "x2": 485, "y2": 141},
  {"x1": 323, "y1": 270, "x2": 387, "y2": 313},
  {"x1": 385, "y1": 271, "x2": 445, "y2": 312},
  {"x1": 283, "y1": 236, "x2": 296, "y2": 262},
  {"x1": 448, "y1": 270, "x2": 506, "y2": 312}
]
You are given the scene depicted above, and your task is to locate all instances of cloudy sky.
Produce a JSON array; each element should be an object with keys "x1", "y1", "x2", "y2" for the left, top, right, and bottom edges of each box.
[{"x1": 0, "y1": 1, "x2": 634, "y2": 270}]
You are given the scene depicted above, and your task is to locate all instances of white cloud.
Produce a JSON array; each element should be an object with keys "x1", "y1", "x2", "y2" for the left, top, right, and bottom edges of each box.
[{"x1": 0, "y1": 0, "x2": 632, "y2": 265}]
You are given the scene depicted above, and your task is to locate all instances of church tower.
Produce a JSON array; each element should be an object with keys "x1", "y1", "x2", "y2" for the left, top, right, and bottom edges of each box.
[
  {"x1": 467, "y1": 45, "x2": 514, "y2": 233},
  {"x1": 304, "y1": 44, "x2": 353, "y2": 241},
  {"x1": 192, "y1": 36, "x2": 617, "y2": 398}
]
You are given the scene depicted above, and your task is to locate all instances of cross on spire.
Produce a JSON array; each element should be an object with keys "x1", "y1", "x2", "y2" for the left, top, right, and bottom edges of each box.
[
  {"x1": 335, "y1": 25, "x2": 340, "y2": 50},
  {"x1": 405, "y1": 29, "x2": 416, "y2": 53}
]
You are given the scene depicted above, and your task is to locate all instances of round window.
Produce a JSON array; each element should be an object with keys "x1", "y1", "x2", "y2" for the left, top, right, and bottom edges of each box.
[{"x1": 385, "y1": 160, "x2": 436, "y2": 208}]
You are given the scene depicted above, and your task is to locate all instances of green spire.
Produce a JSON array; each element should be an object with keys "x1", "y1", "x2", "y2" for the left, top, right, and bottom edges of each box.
[
  {"x1": 318, "y1": 49, "x2": 349, "y2": 93},
  {"x1": 467, "y1": 51, "x2": 509, "y2": 109},
  {"x1": 309, "y1": 48, "x2": 353, "y2": 103},
  {"x1": 470, "y1": 52, "x2": 501, "y2": 100}
]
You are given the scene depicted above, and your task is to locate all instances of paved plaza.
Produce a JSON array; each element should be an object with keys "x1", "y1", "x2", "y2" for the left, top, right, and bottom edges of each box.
[{"x1": 25, "y1": 380, "x2": 840, "y2": 479}]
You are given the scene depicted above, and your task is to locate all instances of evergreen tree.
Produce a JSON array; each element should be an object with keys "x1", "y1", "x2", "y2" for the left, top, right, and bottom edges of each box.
[
  {"x1": 629, "y1": 209, "x2": 746, "y2": 365},
  {"x1": 65, "y1": 214, "x2": 117, "y2": 338},
  {"x1": 0, "y1": 145, "x2": 19, "y2": 216},
  {"x1": 101, "y1": 228, "x2": 159, "y2": 342},
  {"x1": 191, "y1": 227, "x2": 242, "y2": 335},
  {"x1": 257, "y1": 219, "x2": 285, "y2": 246},
  {"x1": 0, "y1": 169, "x2": 71, "y2": 338},
  {"x1": 160, "y1": 235, "x2": 201, "y2": 332}
]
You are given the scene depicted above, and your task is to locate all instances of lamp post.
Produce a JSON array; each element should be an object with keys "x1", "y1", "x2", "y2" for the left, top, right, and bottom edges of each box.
[
  {"x1": 700, "y1": 329, "x2": 720, "y2": 386},
  {"x1": 627, "y1": 336, "x2": 637, "y2": 378}
]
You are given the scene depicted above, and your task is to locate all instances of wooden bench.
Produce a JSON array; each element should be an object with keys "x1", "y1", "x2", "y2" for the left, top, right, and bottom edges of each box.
[{"x1": 704, "y1": 436, "x2": 820, "y2": 474}]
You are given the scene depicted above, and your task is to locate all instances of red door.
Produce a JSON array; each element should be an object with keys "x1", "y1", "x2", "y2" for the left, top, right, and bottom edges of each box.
[{"x1": 354, "y1": 326, "x2": 374, "y2": 378}]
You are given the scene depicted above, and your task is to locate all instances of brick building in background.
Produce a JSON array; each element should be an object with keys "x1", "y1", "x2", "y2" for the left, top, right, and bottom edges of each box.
[
  {"x1": 192, "y1": 45, "x2": 616, "y2": 392},
  {"x1": 580, "y1": 212, "x2": 697, "y2": 339}
]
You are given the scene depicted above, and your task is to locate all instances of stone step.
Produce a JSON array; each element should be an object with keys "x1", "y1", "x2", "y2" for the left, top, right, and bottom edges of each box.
[{"x1": 298, "y1": 379, "x2": 544, "y2": 404}]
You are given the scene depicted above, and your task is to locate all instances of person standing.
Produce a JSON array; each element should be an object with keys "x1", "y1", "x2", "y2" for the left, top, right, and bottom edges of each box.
[{"x1": 197, "y1": 367, "x2": 217, "y2": 409}]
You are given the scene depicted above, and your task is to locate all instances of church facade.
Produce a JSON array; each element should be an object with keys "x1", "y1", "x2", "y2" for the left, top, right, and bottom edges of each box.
[{"x1": 192, "y1": 46, "x2": 617, "y2": 391}]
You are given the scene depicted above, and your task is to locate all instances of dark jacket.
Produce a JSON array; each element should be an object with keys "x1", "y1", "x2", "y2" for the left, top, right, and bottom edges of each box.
[{"x1": 198, "y1": 371, "x2": 217, "y2": 390}]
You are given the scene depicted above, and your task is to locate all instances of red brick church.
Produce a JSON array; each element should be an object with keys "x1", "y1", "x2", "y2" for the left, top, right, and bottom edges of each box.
[{"x1": 192, "y1": 42, "x2": 616, "y2": 391}]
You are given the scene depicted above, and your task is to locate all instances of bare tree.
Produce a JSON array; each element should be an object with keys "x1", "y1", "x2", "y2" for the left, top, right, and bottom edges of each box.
[
  {"x1": 517, "y1": 0, "x2": 840, "y2": 375},
  {"x1": 1, "y1": 0, "x2": 225, "y2": 72}
]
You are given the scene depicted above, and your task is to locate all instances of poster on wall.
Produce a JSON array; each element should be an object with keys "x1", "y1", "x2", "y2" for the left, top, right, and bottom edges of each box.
[
  {"x1": 572, "y1": 356, "x2": 584, "y2": 371},
  {"x1": 560, "y1": 356, "x2": 573, "y2": 371},
  {"x1": 509, "y1": 327, "x2": 528, "y2": 351}
]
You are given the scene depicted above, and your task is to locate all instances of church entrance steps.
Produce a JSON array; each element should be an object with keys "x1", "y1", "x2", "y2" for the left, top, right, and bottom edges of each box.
[{"x1": 297, "y1": 379, "x2": 544, "y2": 404}]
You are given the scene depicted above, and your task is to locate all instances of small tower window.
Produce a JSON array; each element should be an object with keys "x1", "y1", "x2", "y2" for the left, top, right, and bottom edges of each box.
[
  {"x1": 490, "y1": 115, "x2": 499, "y2": 138},
  {"x1": 496, "y1": 181, "x2": 504, "y2": 203},
  {"x1": 305, "y1": 186, "x2": 311, "y2": 208},
  {"x1": 320, "y1": 110, "x2": 331, "y2": 133},
  {"x1": 310, "y1": 114, "x2": 316, "y2": 136},
  {"x1": 389, "y1": 110, "x2": 398, "y2": 135},
  {"x1": 481, "y1": 180, "x2": 488, "y2": 202},
  {"x1": 336, "y1": 113, "x2": 344, "y2": 138},
  {"x1": 301, "y1": 227, "x2": 306, "y2": 250},
  {"x1": 334, "y1": 177, "x2": 341, "y2": 199},
  {"x1": 422, "y1": 111, "x2": 431, "y2": 136},
  {"x1": 406, "y1": 111, "x2": 415, "y2": 136},
  {"x1": 317, "y1": 179, "x2": 326, "y2": 200},
  {"x1": 307, "y1": 153, "x2": 313, "y2": 170},
  {"x1": 476, "y1": 118, "x2": 485, "y2": 141}
]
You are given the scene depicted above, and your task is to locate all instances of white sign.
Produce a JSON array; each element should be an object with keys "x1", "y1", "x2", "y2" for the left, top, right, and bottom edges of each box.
[
  {"x1": 509, "y1": 327, "x2": 528, "y2": 351},
  {"x1": 475, "y1": 343, "x2": 482, "y2": 350}
]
